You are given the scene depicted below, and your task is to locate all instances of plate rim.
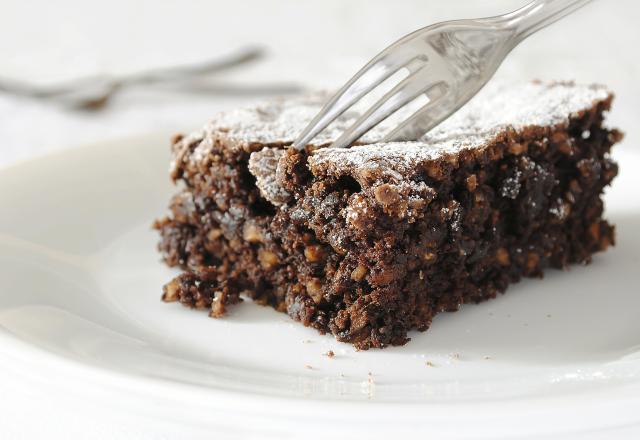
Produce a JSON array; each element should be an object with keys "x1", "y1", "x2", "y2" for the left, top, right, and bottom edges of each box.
[{"x1": 1, "y1": 134, "x2": 640, "y2": 437}]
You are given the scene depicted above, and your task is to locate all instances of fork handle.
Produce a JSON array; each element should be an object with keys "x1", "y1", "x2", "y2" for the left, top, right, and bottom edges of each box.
[{"x1": 505, "y1": 0, "x2": 593, "y2": 42}]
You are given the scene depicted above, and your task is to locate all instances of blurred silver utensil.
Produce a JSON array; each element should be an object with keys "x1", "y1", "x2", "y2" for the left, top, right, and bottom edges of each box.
[
  {"x1": 0, "y1": 46, "x2": 297, "y2": 110},
  {"x1": 294, "y1": 0, "x2": 592, "y2": 150}
]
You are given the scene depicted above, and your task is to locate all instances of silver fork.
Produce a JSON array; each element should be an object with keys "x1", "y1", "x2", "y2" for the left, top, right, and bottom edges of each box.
[
  {"x1": 293, "y1": 0, "x2": 592, "y2": 150},
  {"x1": 0, "y1": 47, "x2": 299, "y2": 110}
]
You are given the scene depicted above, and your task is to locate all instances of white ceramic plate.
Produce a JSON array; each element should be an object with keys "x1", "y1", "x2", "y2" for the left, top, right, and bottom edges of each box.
[{"x1": 1, "y1": 135, "x2": 639, "y2": 439}]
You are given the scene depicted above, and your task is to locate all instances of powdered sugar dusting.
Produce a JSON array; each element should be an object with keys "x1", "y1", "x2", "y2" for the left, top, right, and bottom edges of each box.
[
  {"x1": 310, "y1": 81, "x2": 610, "y2": 175},
  {"x1": 176, "y1": 81, "x2": 611, "y2": 196},
  {"x1": 200, "y1": 91, "x2": 404, "y2": 148},
  {"x1": 248, "y1": 147, "x2": 291, "y2": 205}
]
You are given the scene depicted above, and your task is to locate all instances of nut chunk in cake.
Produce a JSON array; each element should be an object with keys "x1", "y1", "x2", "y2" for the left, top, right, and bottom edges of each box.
[{"x1": 154, "y1": 81, "x2": 623, "y2": 349}]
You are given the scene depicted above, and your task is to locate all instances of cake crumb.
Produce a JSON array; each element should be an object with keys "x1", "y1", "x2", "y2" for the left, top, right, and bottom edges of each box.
[
  {"x1": 324, "y1": 350, "x2": 335, "y2": 358},
  {"x1": 304, "y1": 364, "x2": 313, "y2": 370},
  {"x1": 158, "y1": 81, "x2": 619, "y2": 352},
  {"x1": 365, "y1": 372, "x2": 376, "y2": 400},
  {"x1": 425, "y1": 361, "x2": 435, "y2": 367},
  {"x1": 350, "y1": 264, "x2": 368, "y2": 281}
]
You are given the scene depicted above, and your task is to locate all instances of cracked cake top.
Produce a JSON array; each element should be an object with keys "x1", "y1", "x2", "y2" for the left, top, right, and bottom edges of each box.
[{"x1": 170, "y1": 81, "x2": 612, "y2": 203}]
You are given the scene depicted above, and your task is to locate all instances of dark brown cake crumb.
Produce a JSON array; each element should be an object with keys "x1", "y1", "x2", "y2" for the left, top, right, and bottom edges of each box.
[
  {"x1": 154, "y1": 82, "x2": 623, "y2": 349},
  {"x1": 161, "y1": 270, "x2": 243, "y2": 317}
]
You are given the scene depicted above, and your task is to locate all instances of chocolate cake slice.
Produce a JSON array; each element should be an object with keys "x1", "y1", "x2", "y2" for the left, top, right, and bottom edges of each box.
[{"x1": 154, "y1": 81, "x2": 622, "y2": 349}]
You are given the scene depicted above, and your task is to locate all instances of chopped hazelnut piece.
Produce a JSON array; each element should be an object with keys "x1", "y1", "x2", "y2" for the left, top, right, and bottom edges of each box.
[
  {"x1": 426, "y1": 163, "x2": 445, "y2": 180},
  {"x1": 209, "y1": 300, "x2": 226, "y2": 318},
  {"x1": 207, "y1": 228, "x2": 222, "y2": 241},
  {"x1": 526, "y1": 252, "x2": 540, "y2": 271},
  {"x1": 465, "y1": 174, "x2": 477, "y2": 192},
  {"x1": 423, "y1": 252, "x2": 436, "y2": 263},
  {"x1": 555, "y1": 133, "x2": 573, "y2": 154},
  {"x1": 194, "y1": 296, "x2": 208, "y2": 309},
  {"x1": 350, "y1": 264, "x2": 367, "y2": 281},
  {"x1": 162, "y1": 278, "x2": 180, "y2": 302},
  {"x1": 242, "y1": 222, "x2": 263, "y2": 243},
  {"x1": 508, "y1": 142, "x2": 526, "y2": 155},
  {"x1": 373, "y1": 183, "x2": 400, "y2": 206},
  {"x1": 258, "y1": 249, "x2": 279, "y2": 270},
  {"x1": 496, "y1": 247, "x2": 510, "y2": 266},
  {"x1": 306, "y1": 278, "x2": 323, "y2": 303},
  {"x1": 304, "y1": 245, "x2": 325, "y2": 262},
  {"x1": 170, "y1": 133, "x2": 184, "y2": 145}
]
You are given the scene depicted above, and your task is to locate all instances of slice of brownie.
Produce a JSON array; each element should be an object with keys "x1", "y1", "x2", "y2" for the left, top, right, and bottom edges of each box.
[{"x1": 154, "y1": 81, "x2": 623, "y2": 349}]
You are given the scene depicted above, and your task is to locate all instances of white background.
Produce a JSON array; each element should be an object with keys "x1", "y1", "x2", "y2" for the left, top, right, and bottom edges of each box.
[
  {"x1": 1, "y1": 0, "x2": 639, "y2": 167},
  {"x1": 0, "y1": 0, "x2": 639, "y2": 438}
]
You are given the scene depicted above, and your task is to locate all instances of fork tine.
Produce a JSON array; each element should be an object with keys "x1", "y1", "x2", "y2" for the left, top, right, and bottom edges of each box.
[
  {"x1": 293, "y1": 50, "x2": 424, "y2": 149},
  {"x1": 382, "y1": 88, "x2": 456, "y2": 143},
  {"x1": 329, "y1": 77, "x2": 448, "y2": 149}
]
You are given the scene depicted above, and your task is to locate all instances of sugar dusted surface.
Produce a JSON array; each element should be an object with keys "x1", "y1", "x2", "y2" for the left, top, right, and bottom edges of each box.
[
  {"x1": 309, "y1": 81, "x2": 611, "y2": 175},
  {"x1": 248, "y1": 147, "x2": 290, "y2": 204},
  {"x1": 201, "y1": 92, "x2": 402, "y2": 148},
  {"x1": 177, "y1": 81, "x2": 611, "y2": 192}
]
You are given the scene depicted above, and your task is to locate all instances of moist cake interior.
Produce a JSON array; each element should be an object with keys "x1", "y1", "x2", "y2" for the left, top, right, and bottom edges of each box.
[{"x1": 154, "y1": 81, "x2": 622, "y2": 349}]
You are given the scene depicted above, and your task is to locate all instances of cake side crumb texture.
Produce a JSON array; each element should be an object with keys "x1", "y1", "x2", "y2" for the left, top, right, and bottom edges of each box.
[{"x1": 157, "y1": 79, "x2": 622, "y2": 349}]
